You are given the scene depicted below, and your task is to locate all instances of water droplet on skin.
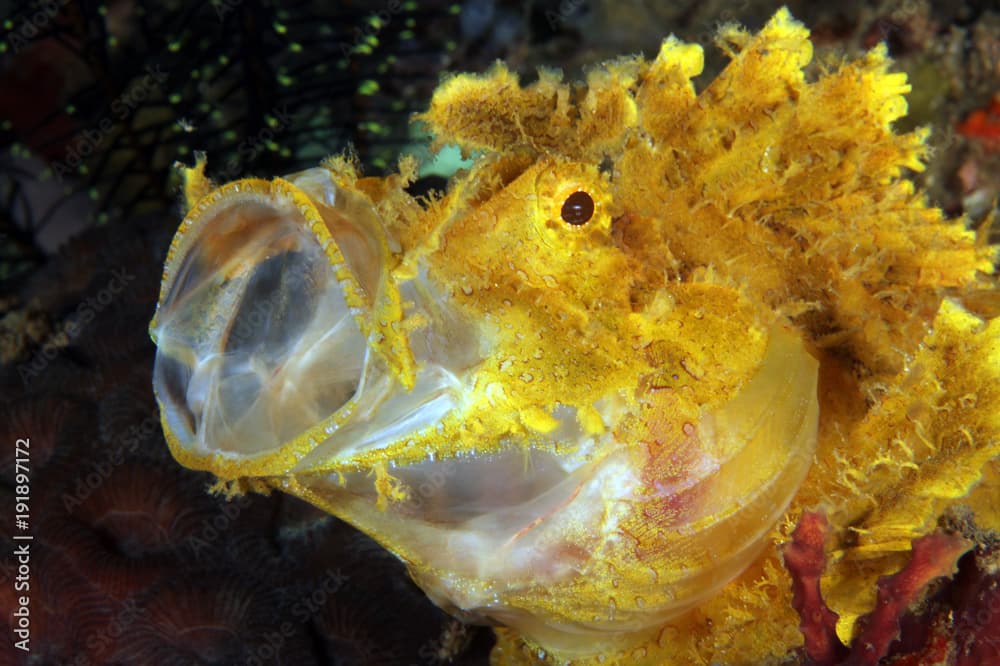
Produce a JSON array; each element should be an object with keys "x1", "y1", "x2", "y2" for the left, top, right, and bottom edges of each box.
[
  {"x1": 683, "y1": 422, "x2": 695, "y2": 436},
  {"x1": 461, "y1": 284, "x2": 473, "y2": 295},
  {"x1": 635, "y1": 596, "x2": 646, "y2": 608},
  {"x1": 519, "y1": 373, "x2": 534, "y2": 383},
  {"x1": 759, "y1": 145, "x2": 774, "y2": 173}
]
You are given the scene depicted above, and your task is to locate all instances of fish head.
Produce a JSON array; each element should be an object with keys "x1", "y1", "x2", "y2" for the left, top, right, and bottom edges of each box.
[{"x1": 149, "y1": 148, "x2": 818, "y2": 656}]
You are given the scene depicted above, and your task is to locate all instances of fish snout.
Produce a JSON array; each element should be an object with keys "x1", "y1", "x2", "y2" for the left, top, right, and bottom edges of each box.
[{"x1": 149, "y1": 168, "x2": 402, "y2": 477}]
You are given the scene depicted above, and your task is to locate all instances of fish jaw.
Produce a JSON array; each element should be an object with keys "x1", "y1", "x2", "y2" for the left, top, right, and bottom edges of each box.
[{"x1": 150, "y1": 166, "x2": 433, "y2": 481}]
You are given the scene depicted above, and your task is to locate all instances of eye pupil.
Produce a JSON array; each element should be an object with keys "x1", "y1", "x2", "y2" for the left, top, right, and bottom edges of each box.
[{"x1": 561, "y1": 191, "x2": 594, "y2": 225}]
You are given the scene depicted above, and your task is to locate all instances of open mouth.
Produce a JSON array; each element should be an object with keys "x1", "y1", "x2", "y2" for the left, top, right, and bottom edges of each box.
[
  {"x1": 150, "y1": 170, "x2": 421, "y2": 477},
  {"x1": 153, "y1": 196, "x2": 363, "y2": 453}
]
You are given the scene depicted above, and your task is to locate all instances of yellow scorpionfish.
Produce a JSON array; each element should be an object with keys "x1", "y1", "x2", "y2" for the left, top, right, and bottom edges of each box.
[{"x1": 149, "y1": 9, "x2": 1000, "y2": 665}]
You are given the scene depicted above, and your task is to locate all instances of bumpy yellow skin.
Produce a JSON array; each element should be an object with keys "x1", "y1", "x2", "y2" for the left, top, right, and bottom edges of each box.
[
  {"x1": 414, "y1": 10, "x2": 998, "y2": 664},
  {"x1": 157, "y1": 9, "x2": 999, "y2": 665}
]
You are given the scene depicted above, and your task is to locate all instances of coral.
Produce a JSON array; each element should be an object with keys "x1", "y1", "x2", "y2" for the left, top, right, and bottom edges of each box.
[
  {"x1": 847, "y1": 530, "x2": 971, "y2": 664},
  {"x1": 317, "y1": 601, "x2": 402, "y2": 666},
  {"x1": 782, "y1": 510, "x2": 973, "y2": 665},
  {"x1": 0, "y1": 395, "x2": 84, "y2": 473},
  {"x1": 958, "y1": 95, "x2": 1000, "y2": 153},
  {"x1": 110, "y1": 578, "x2": 305, "y2": 665},
  {"x1": 783, "y1": 512, "x2": 846, "y2": 665},
  {"x1": 0, "y1": 305, "x2": 51, "y2": 364},
  {"x1": 951, "y1": 545, "x2": 1000, "y2": 665}
]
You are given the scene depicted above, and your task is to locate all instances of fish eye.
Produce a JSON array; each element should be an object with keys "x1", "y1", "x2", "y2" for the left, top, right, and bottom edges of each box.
[{"x1": 560, "y1": 190, "x2": 594, "y2": 226}]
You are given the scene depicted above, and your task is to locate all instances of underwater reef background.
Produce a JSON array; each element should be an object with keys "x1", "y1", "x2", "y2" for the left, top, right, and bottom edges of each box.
[{"x1": 1, "y1": 1, "x2": 999, "y2": 665}]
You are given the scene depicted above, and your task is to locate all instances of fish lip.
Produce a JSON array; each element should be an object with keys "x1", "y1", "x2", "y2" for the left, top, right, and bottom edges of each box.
[
  {"x1": 150, "y1": 168, "x2": 484, "y2": 478},
  {"x1": 149, "y1": 172, "x2": 401, "y2": 475}
]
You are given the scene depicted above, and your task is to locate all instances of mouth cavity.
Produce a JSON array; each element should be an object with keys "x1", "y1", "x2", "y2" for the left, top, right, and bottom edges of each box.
[{"x1": 150, "y1": 174, "x2": 385, "y2": 466}]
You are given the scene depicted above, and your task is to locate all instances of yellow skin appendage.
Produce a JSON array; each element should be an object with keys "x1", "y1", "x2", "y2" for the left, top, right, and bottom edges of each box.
[{"x1": 149, "y1": 10, "x2": 999, "y2": 664}]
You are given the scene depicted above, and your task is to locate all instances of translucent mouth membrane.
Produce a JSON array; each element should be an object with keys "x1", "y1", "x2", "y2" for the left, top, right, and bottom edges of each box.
[{"x1": 150, "y1": 174, "x2": 388, "y2": 474}]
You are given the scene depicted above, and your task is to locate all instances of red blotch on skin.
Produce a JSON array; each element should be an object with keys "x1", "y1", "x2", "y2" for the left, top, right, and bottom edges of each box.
[
  {"x1": 639, "y1": 434, "x2": 709, "y2": 531},
  {"x1": 636, "y1": 389, "x2": 712, "y2": 533}
]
